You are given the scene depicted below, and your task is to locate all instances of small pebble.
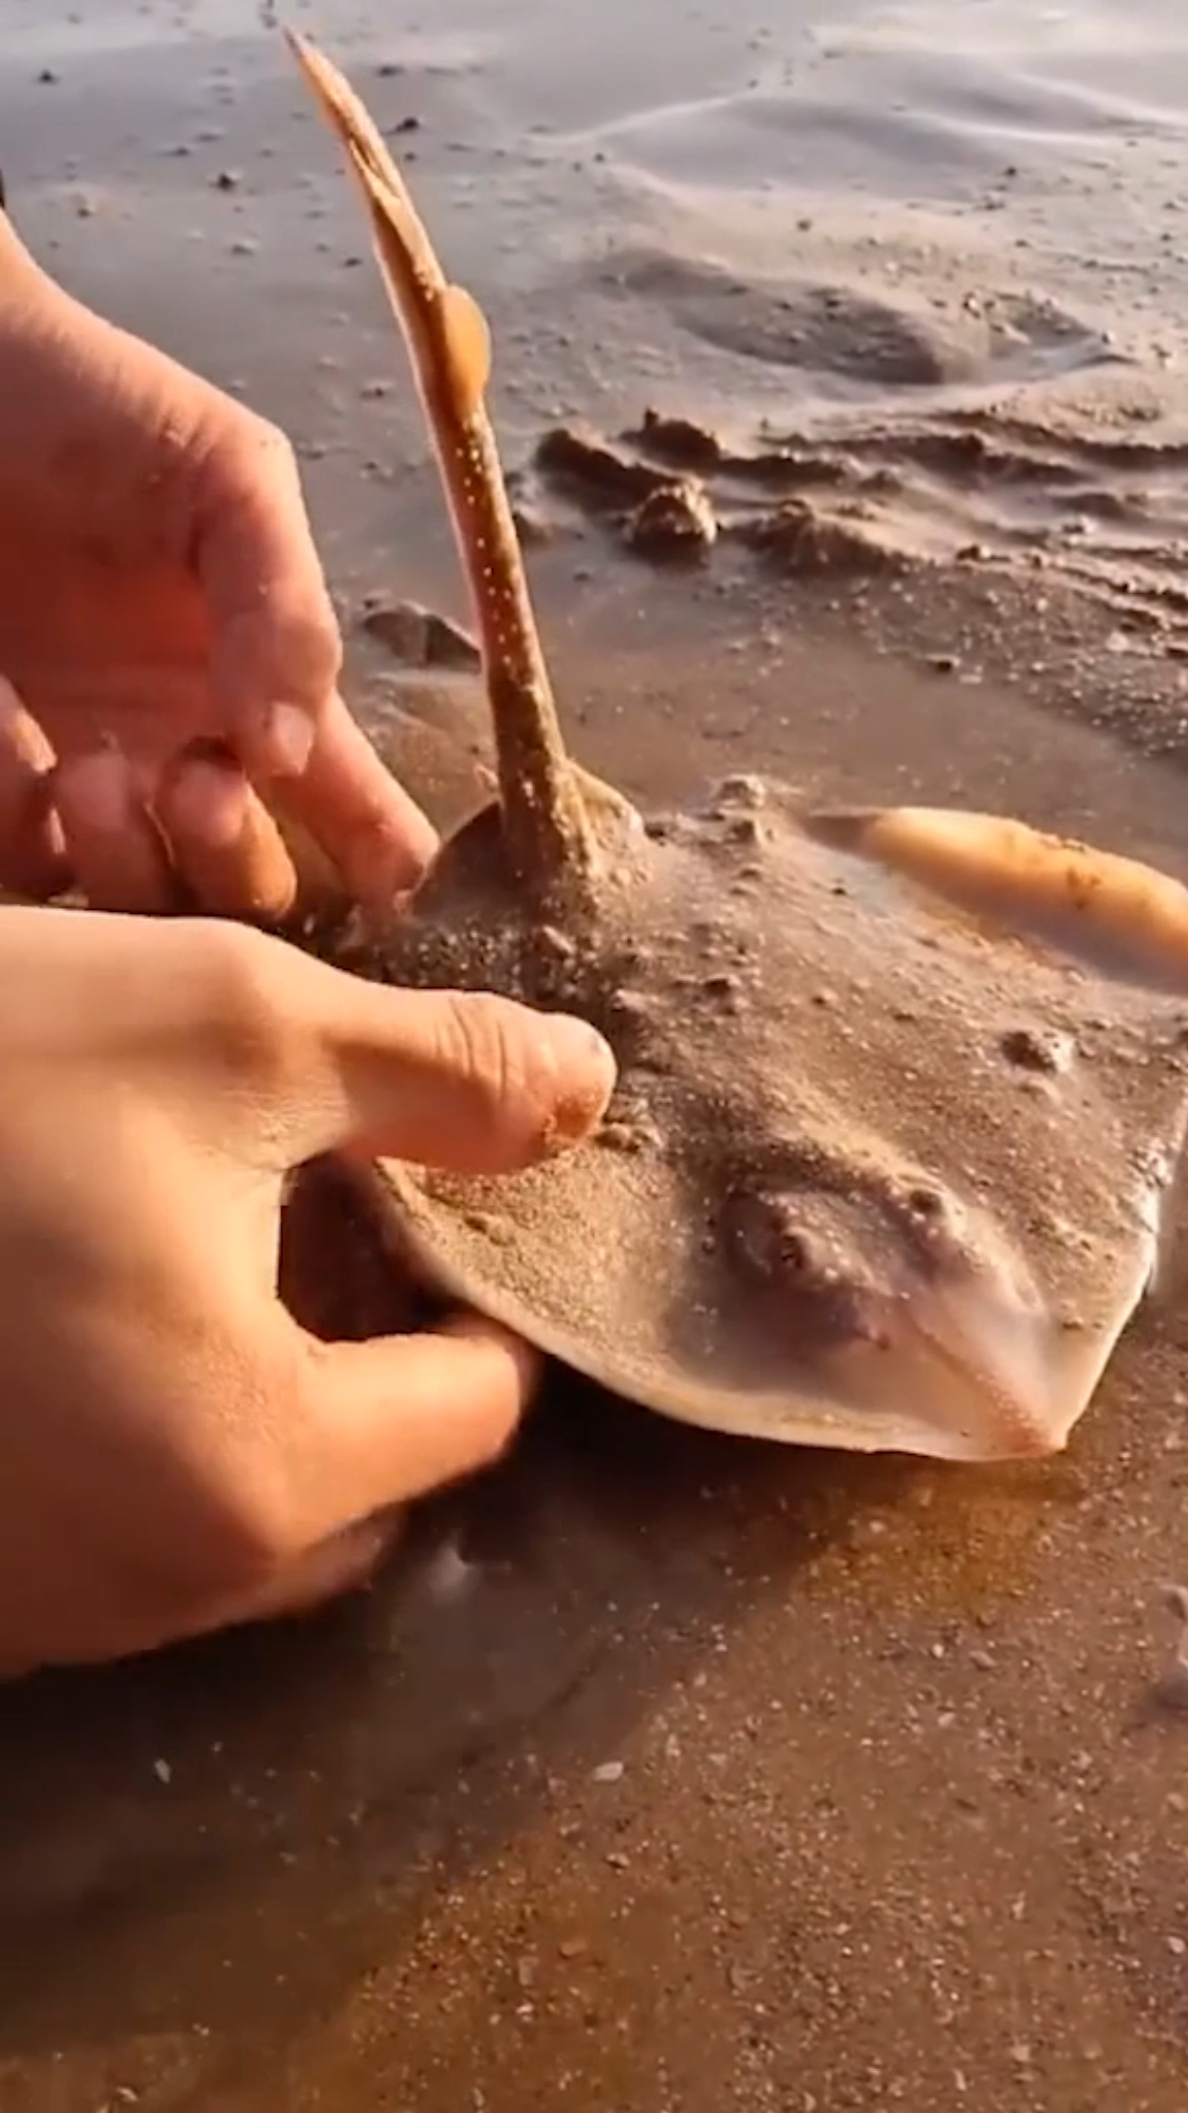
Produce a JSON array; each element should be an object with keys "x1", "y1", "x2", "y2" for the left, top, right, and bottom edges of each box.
[{"x1": 591, "y1": 1761, "x2": 625, "y2": 1784}]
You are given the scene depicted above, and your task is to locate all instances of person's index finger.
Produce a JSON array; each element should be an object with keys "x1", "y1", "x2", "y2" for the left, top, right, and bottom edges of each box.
[
  {"x1": 196, "y1": 415, "x2": 343, "y2": 738},
  {"x1": 194, "y1": 424, "x2": 440, "y2": 897},
  {"x1": 283, "y1": 1312, "x2": 536, "y2": 1541},
  {"x1": 274, "y1": 689, "x2": 440, "y2": 904}
]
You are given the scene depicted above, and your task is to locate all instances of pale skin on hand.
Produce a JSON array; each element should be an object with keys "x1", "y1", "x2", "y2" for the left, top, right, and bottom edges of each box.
[
  {"x1": 0, "y1": 204, "x2": 438, "y2": 916},
  {"x1": 0, "y1": 905, "x2": 615, "y2": 1675}
]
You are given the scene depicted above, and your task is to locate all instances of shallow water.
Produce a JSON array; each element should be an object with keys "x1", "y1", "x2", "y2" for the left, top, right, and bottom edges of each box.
[{"x1": 3, "y1": 4, "x2": 1188, "y2": 2110}]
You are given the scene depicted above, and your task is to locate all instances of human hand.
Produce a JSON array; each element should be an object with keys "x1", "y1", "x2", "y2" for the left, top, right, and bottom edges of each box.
[
  {"x1": 0, "y1": 213, "x2": 437, "y2": 918},
  {"x1": 0, "y1": 904, "x2": 615, "y2": 1674}
]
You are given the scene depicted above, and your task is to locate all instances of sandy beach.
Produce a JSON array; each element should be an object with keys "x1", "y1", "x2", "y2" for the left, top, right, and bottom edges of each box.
[{"x1": 2, "y1": 3, "x2": 1188, "y2": 2108}]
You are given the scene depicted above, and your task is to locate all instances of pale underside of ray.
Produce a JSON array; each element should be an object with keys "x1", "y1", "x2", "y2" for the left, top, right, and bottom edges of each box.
[{"x1": 285, "y1": 26, "x2": 1188, "y2": 1463}]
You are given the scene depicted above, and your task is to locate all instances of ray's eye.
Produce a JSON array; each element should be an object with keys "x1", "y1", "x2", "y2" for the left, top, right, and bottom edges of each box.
[
  {"x1": 777, "y1": 1226, "x2": 815, "y2": 1275},
  {"x1": 890, "y1": 1177, "x2": 975, "y2": 1275},
  {"x1": 719, "y1": 1185, "x2": 891, "y2": 1349}
]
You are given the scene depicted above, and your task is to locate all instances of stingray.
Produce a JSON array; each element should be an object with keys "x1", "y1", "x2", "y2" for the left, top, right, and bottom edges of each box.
[{"x1": 284, "y1": 28, "x2": 1188, "y2": 1465}]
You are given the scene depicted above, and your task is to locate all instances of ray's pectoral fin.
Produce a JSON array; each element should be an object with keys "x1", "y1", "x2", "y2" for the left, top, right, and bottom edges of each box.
[{"x1": 806, "y1": 805, "x2": 1188, "y2": 993}]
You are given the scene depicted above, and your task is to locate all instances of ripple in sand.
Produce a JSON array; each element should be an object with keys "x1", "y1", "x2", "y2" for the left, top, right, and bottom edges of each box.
[
  {"x1": 608, "y1": 251, "x2": 1119, "y2": 393},
  {"x1": 529, "y1": 377, "x2": 1188, "y2": 633}
]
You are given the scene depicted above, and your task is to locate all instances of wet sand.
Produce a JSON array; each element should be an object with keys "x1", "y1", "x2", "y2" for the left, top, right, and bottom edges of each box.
[{"x1": 3, "y1": 4, "x2": 1188, "y2": 2109}]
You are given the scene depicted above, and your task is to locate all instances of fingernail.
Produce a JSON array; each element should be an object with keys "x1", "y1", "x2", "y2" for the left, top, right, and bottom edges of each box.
[
  {"x1": 343, "y1": 813, "x2": 441, "y2": 908},
  {"x1": 168, "y1": 757, "x2": 248, "y2": 849},
  {"x1": 541, "y1": 1014, "x2": 617, "y2": 1143},
  {"x1": 438, "y1": 1312, "x2": 542, "y2": 1410},
  {"x1": 264, "y1": 702, "x2": 316, "y2": 776}
]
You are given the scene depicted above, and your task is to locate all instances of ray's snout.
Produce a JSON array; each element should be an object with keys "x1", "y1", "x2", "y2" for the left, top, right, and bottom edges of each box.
[
  {"x1": 722, "y1": 1168, "x2": 1083, "y2": 1464},
  {"x1": 885, "y1": 1272, "x2": 1080, "y2": 1463}
]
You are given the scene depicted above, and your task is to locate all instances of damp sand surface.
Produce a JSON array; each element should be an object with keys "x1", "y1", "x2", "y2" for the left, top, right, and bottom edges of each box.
[{"x1": 4, "y1": 4, "x2": 1188, "y2": 2109}]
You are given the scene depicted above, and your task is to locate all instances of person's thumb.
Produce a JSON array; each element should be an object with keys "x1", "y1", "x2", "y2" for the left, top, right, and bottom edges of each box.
[{"x1": 267, "y1": 946, "x2": 618, "y2": 1175}]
